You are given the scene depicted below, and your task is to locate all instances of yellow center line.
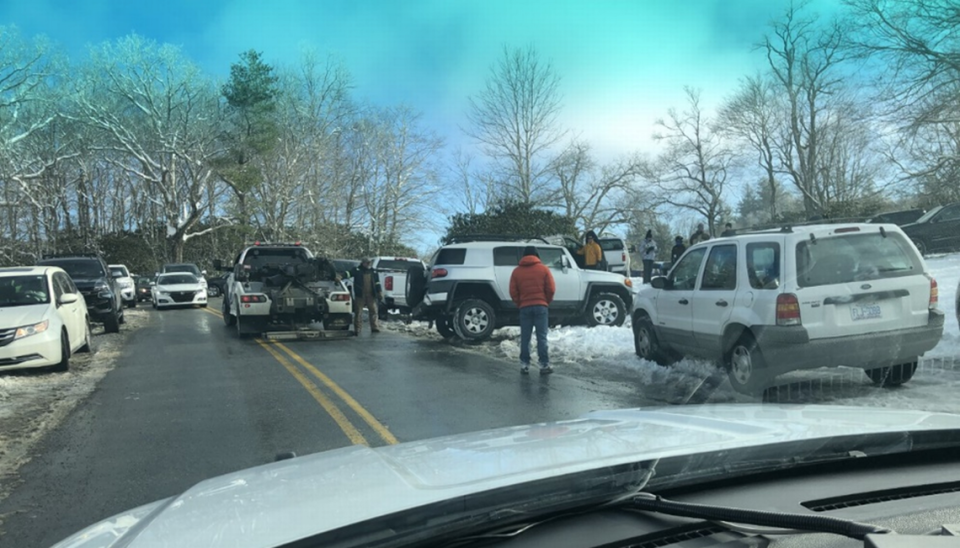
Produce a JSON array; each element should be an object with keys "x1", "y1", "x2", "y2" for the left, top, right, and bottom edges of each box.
[
  {"x1": 201, "y1": 307, "x2": 223, "y2": 318},
  {"x1": 255, "y1": 339, "x2": 369, "y2": 447},
  {"x1": 273, "y1": 341, "x2": 399, "y2": 445}
]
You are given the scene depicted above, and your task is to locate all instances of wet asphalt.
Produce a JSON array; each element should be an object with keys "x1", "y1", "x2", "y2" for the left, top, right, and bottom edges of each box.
[{"x1": 0, "y1": 300, "x2": 654, "y2": 547}]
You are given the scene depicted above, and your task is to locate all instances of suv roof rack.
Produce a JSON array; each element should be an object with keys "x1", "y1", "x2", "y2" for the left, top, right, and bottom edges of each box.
[
  {"x1": 40, "y1": 253, "x2": 102, "y2": 259},
  {"x1": 730, "y1": 217, "x2": 870, "y2": 236},
  {"x1": 446, "y1": 234, "x2": 550, "y2": 244}
]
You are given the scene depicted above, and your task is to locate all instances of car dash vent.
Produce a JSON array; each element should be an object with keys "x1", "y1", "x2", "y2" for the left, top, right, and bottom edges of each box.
[
  {"x1": 803, "y1": 481, "x2": 960, "y2": 512},
  {"x1": 606, "y1": 522, "x2": 727, "y2": 548}
]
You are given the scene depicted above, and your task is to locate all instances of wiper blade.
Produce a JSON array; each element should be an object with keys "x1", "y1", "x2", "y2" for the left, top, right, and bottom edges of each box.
[{"x1": 624, "y1": 493, "x2": 891, "y2": 540}]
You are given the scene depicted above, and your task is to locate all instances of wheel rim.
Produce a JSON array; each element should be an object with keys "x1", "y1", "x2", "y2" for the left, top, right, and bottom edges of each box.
[
  {"x1": 461, "y1": 307, "x2": 489, "y2": 334},
  {"x1": 592, "y1": 299, "x2": 620, "y2": 324},
  {"x1": 730, "y1": 345, "x2": 753, "y2": 385},
  {"x1": 636, "y1": 327, "x2": 652, "y2": 357},
  {"x1": 913, "y1": 238, "x2": 927, "y2": 255}
]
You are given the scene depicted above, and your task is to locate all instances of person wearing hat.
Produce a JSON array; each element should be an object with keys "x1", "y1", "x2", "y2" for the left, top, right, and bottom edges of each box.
[
  {"x1": 345, "y1": 258, "x2": 382, "y2": 334},
  {"x1": 640, "y1": 229, "x2": 658, "y2": 284},
  {"x1": 577, "y1": 230, "x2": 604, "y2": 270},
  {"x1": 671, "y1": 236, "x2": 686, "y2": 264},
  {"x1": 509, "y1": 246, "x2": 555, "y2": 374}
]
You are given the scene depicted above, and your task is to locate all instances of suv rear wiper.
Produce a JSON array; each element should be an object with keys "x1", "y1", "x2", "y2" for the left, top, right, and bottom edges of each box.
[{"x1": 623, "y1": 492, "x2": 891, "y2": 540}]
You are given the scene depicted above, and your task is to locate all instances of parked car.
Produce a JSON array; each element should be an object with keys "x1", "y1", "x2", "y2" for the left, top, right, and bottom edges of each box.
[
  {"x1": 371, "y1": 256, "x2": 427, "y2": 316},
  {"x1": 899, "y1": 202, "x2": 960, "y2": 255},
  {"x1": 204, "y1": 271, "x2": 230, "y2": 298},
  {"x1": 108, "y1": 264, "x2": 137, "y2": 308},
  {"x1": 134, "y1": 276, "x2": 153, "y2": 302},
  {"x1": 409, "y1": 236, "x2": 634, "y2": 341},
  {"x1": 0, "y1": 266, "x2": 93, "y2": 372},
  {"x1": 37, "y1": 254, "x2": 124, "y2": 333},
  {"x1": 160, "y1": 263, "x2": 208, "y2": 292},
  {"x1": 151, "y1": 272, "x2": 207, "y2": 309},
  {"x1": 632, "y1": 223, "x2": 944, "y2": 394},
  {"x1": 867, "y1": 208, "x2": 925, "y2": 226},
  {"x1": 598, "y1": 236, "x2": 631, "y2": 274}
]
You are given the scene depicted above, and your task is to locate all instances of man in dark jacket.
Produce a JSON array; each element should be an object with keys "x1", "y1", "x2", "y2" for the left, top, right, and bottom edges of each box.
[
  {"x1": 509, "y1": 246, "x2": 556, "y2": 374},
  {"x1": 690, "y1": 223, "x2": 711, "y2": 245},
  {"x1": 670, "y1": 236, "x2": 686, "y2": 264},
  {"x1": 720, "y1": 222, "x2": 736, "y2": 237},
  {"x1": 345, "y1": 258, "x2": 382, "y2": 334}
]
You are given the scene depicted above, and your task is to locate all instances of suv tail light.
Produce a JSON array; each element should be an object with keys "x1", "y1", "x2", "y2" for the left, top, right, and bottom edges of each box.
[
  {"x1": 385, "y1": 276, "x2": 393, "y2": 290},
  {"x1": 929, "y1": 277, "x2": 938, "y2": 309},
  {"x1": 431, "y1": 268, "x2": 448, "y2": 279},
  {"x1": 776, "y1": 293, "x2": 801, "y2": 326}
]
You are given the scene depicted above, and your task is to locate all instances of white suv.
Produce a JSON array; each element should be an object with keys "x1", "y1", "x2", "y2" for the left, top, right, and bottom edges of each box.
[
  {"x1": 108, "y1": 264, "x2": 136, "y2": 308},
  {"x1": 408, "y1": 237, "x2": 634, "y2": 341},
  {"x1": 631, "y1": 223, "x2": 945, "y2": 394}
]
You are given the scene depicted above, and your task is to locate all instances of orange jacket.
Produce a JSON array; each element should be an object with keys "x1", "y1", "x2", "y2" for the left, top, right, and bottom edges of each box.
[
  {"x1": 509, "y1": 256, "x2": 556, "y2": 308},
  {"x1": 577, "y1": 241, "x2": 603, "y2": 266}
]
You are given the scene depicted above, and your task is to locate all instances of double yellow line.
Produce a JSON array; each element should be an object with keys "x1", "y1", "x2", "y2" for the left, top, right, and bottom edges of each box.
[{"x1": 201, "y1": 306, "x2": 398, "y2": 446}]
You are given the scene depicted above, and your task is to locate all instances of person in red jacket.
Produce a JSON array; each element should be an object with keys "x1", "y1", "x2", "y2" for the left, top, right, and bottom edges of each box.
[{"x1": 509, "y1": 246, "x2": 556, "y2": 374}]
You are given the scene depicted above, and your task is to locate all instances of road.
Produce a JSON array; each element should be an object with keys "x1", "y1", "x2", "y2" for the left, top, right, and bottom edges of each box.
[{"x1": 0, "y1": 301, "x2": 654, "y2": 548}]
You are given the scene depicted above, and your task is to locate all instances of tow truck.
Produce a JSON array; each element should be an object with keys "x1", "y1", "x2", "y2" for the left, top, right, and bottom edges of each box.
[{"x1": 214, "y1": 242, "x2": 354, "y2": 340}]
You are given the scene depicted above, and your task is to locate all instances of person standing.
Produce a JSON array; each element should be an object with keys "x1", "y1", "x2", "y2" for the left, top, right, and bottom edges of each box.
[
  {"x1": 509, "y1": 246, "x2": 556, "y2": 374},
  {"x1": 689, "y1": 223, "x2": 711, "y2": 245},
  {"x1": 720, "y1": 222, "x2": 736, "y2": 237},
  {"x1": 577, "y1": 230, "x2": 604, "y2": 270},
  {"x1": 670, "y1": 236, "x2": 686, "y2": 264},
  {"x1": 640, "y1": 230, "x2": 658, "y2": 284},
  {"x1": 346, "y1": 258, "x2": 382, "y2": 334}
]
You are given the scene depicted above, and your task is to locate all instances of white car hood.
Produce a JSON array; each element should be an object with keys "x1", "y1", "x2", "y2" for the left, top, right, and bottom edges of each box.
[
  {"x1": 0, "y1": 304, "x2": 48, "y2": 328},
  {"x1": 53, "y1": 405, "x2": 960, "y2": 548},
  {"x1": 155, "y1": 283, "x2": 202, "y2": 292}
]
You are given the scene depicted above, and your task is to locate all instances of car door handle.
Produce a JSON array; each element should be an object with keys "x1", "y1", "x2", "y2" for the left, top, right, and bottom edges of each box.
[
  {"x1": 678, "y1": 298, "x2": 689, "y2": 305},
  {"x1": 715, "y1": 299, "x2": 728, "y2": 307}
]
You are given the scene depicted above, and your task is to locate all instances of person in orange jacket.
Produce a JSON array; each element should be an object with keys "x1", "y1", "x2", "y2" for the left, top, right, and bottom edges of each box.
[
  {"x1": 577, "y1": 230, "x2": 604, "y2": 270},
  {"x1": 509, "y1": 246, "x2": 556, "y2": 374}
]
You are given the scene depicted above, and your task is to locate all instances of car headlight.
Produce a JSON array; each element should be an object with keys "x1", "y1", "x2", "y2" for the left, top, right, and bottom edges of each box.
[
  {"x1": 15, "y1": 320, "x2": 49, "y2": 340},
  {"x1": 94, "y1": 281, "x2": 109, "y2": 291}
]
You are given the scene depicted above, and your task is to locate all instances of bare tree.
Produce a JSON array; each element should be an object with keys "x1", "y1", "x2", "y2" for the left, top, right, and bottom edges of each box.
[
  {"x1": 465, "y1": 45, "x2": 566, "y2": 204},
  {"x1": 649, "y1": 88, "x2": 732, "y2": 235}
]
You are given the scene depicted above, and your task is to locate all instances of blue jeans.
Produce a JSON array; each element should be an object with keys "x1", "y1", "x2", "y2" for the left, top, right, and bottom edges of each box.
[{"x1": 519, "y1": 305, "x2": 549, "y2": 367}]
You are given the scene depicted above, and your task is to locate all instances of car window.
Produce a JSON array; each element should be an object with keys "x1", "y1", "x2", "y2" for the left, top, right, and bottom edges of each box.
[
  {"x1": 701, "y1": 245, "x2": 738, "y2": 290},
  {"x1": 52, "y1": 273, "x2": 69, "y2": 299},
  {"x1": 376, "y1": 259, "x2": 420, "y2": 271},
  {"x1": 0, "y1": 275, "x2": 51, "y2": 306},
  {"x1": 535, "y1": 247, "x2": 565, "y2": 269},
  {"x1": 434, "y1": 248, "x2": 466, "y2": 266},
  {"x1": 493, "y1": 246, "x2": 522, "y2": 266},
  {"x1": 109, "y1": 266, "x2": 129, "y2": 277},
  {"x1": 158, "y1": 274, "x2": 198, "y2": 285},
  {"x1": 796, "y1": 231, "x2": 922, "y2": 287},
  {"x1": 935, "y1": 204, "x2": 960, "y2": 222},
  {"x1": 164, "y1": 263, "x2": 203, "y2": 275},
  {"x1": 668, "y1": 247, "x2": 706, "y2": 291},
  {"x1": 598, "y1": 239, "x2": 624, "y2": 251},
  {"x1": 41, "y1": 259, "x2": 105, "y2": 279},
  {"x1": 746, "y1": 242, "x2": 781, "y2": 290}
]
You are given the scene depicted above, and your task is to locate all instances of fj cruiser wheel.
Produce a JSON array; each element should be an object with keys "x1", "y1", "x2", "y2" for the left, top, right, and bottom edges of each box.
[
  {"x1": 436, "y1": 316, "x2": 455, "y2": 338},
  {"x1": 103, "y1": 310, "x2": 121, "y2": 334},
  {"x1": 52, "y1": 332, "x2": 70, "y2": 372},
  {"x1": 634, "y1": 317, "x2": 674, "y2": 366},
  {"x1": 726, "y1": 333, "x2": 767, "y2": 395},
  {"x1": 865, "y1": 361, "x2": 917, "y2": 386},
  {"x1": 584, "y1": 293, "x2": 626, "y2": 327},
  {"x1": 222, "y1": 299, "x2": 236, "y2": 326},
  {"x1": 78, "y1": 319, "x2": 93, "y2": 353},
  {"x1": 452, "y1": 299, "x2": 496, "y2": 342},
  {"x1": 127, "y1": 299, "x2": 136, "y2": 308},
  {"x1": 405, "y1": 265, "x2": 428, "y2": 309}
]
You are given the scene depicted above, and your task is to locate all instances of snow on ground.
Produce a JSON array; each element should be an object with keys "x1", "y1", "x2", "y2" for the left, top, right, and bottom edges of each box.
[
  {"x1": 0, "y1": 309, "x2": 149, "y2": 501},
  {"x1": 385, "y1": 252, "x2": 960, "y2": 409}
]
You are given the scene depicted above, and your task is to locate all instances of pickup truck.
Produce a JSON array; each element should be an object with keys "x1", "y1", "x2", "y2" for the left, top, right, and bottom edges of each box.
[{"x1": 371, "y1": 256, "x2": 426, "y2": 316}]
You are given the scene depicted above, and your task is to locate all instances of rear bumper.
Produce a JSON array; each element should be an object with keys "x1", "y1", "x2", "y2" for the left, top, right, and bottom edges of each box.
[{"x1": 758, "y1": 310, "x2": 945, "y2": 373}]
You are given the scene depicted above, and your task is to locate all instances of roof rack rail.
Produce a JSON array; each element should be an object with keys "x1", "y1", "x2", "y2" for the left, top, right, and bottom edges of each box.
[
  {"x1": 40, "y1": 253, "x2": 102, "y2": 259},
  {"x1": 446, "y1": 234, "x2": 550, "y2": 244},
  {"x1": 244, "y1": 241, "x2": 305, "y2": 247},
  {"x1": 730, "y1": 217, "x2": 871, "y2": 235}
]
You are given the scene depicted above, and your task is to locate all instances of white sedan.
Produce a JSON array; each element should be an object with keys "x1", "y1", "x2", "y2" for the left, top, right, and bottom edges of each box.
[
  {"x1": 0, "y1": 266, "x2": 93, "y2": 372},
  {"x1": 152, "y1": 273, "x2": 208, "y2": 309}
]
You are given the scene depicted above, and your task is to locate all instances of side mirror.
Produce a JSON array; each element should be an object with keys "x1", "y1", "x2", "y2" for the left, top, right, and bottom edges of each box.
[
  {"x1": 651, "y1": 276, "x2": 668, "y2": 290},
  {"x1": 201, "y1": 269, "x2": 208, "y2": 276},
  {"x1": 59, "y1": 293, "x2": 79, "y2": 305},
  {"x1": 212, "y1": 259, "x2": 223, "y2": 271}
]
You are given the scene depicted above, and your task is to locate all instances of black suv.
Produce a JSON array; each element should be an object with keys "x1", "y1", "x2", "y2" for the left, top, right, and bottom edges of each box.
[
  {"x1": 37, "y1": 254, "x2": 124, "y2": 333},
  {"x1": 899, "y1": 202, "x2": 960, "y2": 255}
]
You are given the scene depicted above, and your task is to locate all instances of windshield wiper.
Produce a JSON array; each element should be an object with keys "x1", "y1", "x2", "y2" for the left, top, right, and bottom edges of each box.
[{"x1": 622, "y1": 493, "x2": 891, "y2": 540}]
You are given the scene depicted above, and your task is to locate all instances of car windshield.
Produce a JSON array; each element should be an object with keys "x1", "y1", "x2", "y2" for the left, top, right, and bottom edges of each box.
[
  {"x1": 4, "y1": 3, "x2": 960, "y2": 548},
  {"x1": 157, "y1": 274, "x2": 197, "y2": 285},
  {"x1": 0, "y1": 275, "x2": 50, "y2": 306}
]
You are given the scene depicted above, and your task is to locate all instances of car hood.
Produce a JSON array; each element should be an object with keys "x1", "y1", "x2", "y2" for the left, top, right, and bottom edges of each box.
[
  {"x1": 0, "y1": 304, "x2": 48, "y2": 328},
  {"x1": 53, "y1": 405, "x2": 960, "y2": 548},
  {"x1": 155, "y1": 283, "x2": 202, "y2": 292}
]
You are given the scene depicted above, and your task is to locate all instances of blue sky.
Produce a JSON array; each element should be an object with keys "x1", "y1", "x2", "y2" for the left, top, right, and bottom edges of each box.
[{"x1": 1, "y1": 0, "x2": 840, "y2": 162}]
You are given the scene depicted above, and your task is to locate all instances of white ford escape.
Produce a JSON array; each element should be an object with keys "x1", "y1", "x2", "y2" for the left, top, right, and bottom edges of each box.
[{"x1": 631, "y1": 223, "x2": 945, "y2": 394}]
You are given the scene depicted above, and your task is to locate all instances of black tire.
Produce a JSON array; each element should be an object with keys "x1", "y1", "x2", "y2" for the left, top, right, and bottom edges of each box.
[
  {"x1": 584, "y1": 292, "x2": 626, "y2": 327},
  {"x1": 78, "y1": 319, "x2": 93, "y2": 353},
  {"x1": 126, "y1": 299, "x2": 136, "y2": 308},
  {"x1": 236, "y1": 314, "x2": 248, "y2": 338},
  {"x1": 103, "y1": 310, "x2": 120, "y2": 333},
  {"x1": 405, "y1": 265, "x2": 427, "y2": 309},
  {"x1": 52, "y1": 332, "x2": 70, "y2": 372},
  {"x1": 865, "y1": 361, "x2": 917, "y2": 386},
  {"x1": 633, "y1": 316, "x2": 674, "y2": 366},
  {"x1": 912, "y1": 237, "x2": 928, "y2": 256},
  {"x1": 378, "y1": 302, "x2": 389, "y2": 321},
  {"x1": 207, "y1": 285, "x2": 220, "y2": 298},
  {"x1": 725, "y1": 333, "x2": 768, "y2": 395},
  {"x1": 223, "y1": 298, "x2": 236, "y2": 326},
  {"x1": 118, "y1": 308, "x2": 125, "y2": 325},
  {"x1": 452, "y1": 298, "x2": 496, "y2": 342},
  {"x1": 436, "y1": 316, "x2": 456, "y2": 338}
]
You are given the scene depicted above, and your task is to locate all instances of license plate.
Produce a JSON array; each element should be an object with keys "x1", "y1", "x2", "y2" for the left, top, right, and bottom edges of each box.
[{"x1": 851, "y1": 303, "x2": 882, "y2": 321}]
